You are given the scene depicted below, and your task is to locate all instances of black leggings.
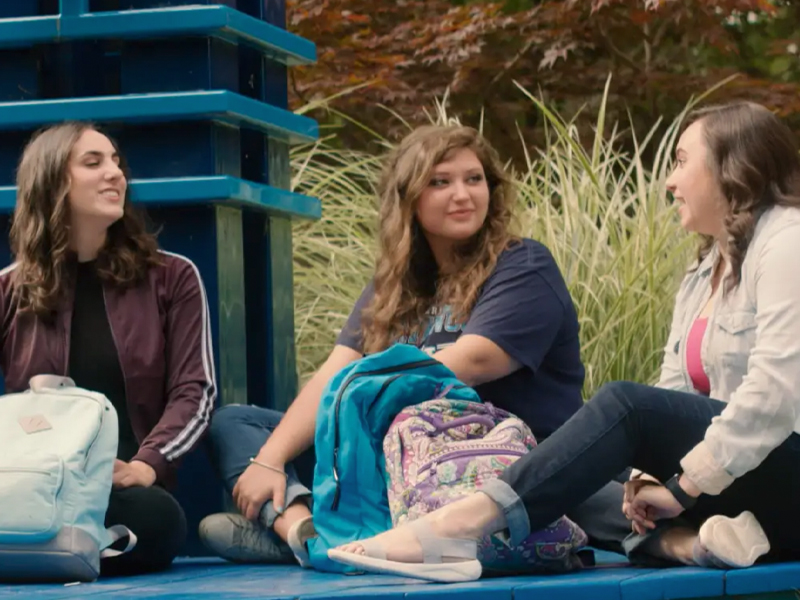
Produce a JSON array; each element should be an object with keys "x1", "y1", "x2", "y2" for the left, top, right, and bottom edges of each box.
[{"x1": 101, "y1": 485, "x2": 187, "y2": 576}]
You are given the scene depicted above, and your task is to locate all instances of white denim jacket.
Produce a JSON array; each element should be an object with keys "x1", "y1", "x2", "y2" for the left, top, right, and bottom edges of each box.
[{"x1": 658, "y1": 206, "x2": 800, "y2": 495}]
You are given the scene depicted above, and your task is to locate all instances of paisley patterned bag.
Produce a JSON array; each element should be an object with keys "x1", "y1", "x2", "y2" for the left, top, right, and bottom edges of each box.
[{"x1": 383, "y1": 398, "x2": 587, "y2": 574}]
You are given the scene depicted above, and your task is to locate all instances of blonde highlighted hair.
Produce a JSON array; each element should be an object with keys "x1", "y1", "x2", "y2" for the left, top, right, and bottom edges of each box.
[{"x1": 361, "y1": 125, "x2": 517, "y2": 354}]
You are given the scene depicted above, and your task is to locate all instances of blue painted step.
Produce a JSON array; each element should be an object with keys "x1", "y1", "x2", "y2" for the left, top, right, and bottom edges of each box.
[
  {"x1": 0, "y1": 91, "x2": 318, "y2": 143},
  {"x1": 0, "y1": 553, "x2": 798, "y2": 599},
  {"x1": 0, "y1": 176, "x2": 321, "y2": 220},
  {"x1": 0, "y1": 5, "x2": 315, "y2": 66}
]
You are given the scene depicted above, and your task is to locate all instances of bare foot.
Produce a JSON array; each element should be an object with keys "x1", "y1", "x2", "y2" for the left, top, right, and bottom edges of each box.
[
  {"x1": 336, "y1": 493, "x2": 505, "y2": 563},
  {"x1": 639, "y1": 526, "x2": 699, "y2": 566},
  {"x1": 336, "y1": 520, "x2": 428, "y2": 562},
  {"x1": 273, "y1": 501, "x2": 313, "y2": 543}
]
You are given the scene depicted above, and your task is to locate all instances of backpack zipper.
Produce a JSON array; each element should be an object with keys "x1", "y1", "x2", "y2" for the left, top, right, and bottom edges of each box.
[
  {"x1": 330, "y1": 358, "x2": 439, "y2": 511},
  {"x1": 0, "y1": 467, "x2": 54, "y2": 476},
  {"x1": 331, "y1": 373, "x2": 402, "y2": 510},
  {"x1": 417, "y1": 447, "x2": 527, "y2": 474},
  {"x1": 363, "y1": 374, "x2": 403, "y2": 418},
  {"x1": 83, "y1": 398, "x2": 107, "y2": 473},
  {"x1": 414, "y1": 411, "x2": 497, "y2": 433}
]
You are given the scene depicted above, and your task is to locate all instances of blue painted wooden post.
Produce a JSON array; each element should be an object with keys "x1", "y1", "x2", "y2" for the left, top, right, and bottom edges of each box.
[
  {"x1": 244, "y1": 0, "x2": 299, "y2": 413},
  {"x1": 0, "y1": 1, "x2": 319, "y2": 555},
  {"x1": 59, "y1": 0, "x2": 88, "y2": 16}
]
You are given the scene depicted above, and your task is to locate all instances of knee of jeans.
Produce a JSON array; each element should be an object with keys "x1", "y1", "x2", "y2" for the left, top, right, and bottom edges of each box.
[
  {"x1": 592, "y1": 381, "x2": 643, "y2": 411},
  {"x1": 595, "y1": 381, "x2": 669, "y2": 422},
  {"x1": 209, "y1": 404, "x2": 280, "y2": 444},
  {"x1": 209, "y1": 405, "x2": 243, "y2": 444}
]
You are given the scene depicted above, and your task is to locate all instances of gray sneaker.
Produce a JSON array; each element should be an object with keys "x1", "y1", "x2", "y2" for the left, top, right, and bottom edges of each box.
[{"x1": 199, "y1": 513, "x2": 296, "y2": 564}]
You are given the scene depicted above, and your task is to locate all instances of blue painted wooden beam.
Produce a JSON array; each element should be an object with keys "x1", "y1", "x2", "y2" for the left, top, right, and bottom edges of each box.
[
  {"x1": 0, "y1": 5, "x2": 316, "y2": 66},
  {"x1": 0, "y1": 91, "x2": 318, "y2": 143},
  {"x1": 0, "y1": 176, "x2": 321, "y2": 220}
]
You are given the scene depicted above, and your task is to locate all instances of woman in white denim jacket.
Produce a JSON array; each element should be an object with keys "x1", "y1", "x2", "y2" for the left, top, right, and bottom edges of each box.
[{"x1": 324, "y1": 102, "x2": 800, "y2": 582}]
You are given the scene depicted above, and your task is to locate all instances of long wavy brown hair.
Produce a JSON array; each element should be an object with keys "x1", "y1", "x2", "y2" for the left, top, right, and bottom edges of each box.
[
  {"x1": 10, "y1": 122, "x2": 161, "y2": 317},
  {"x1": 361, "y1": 125, "x2": 518, "y2": 354},
  {"x1": 683, "y1": 102, "x2": 800, "y2": 289}
]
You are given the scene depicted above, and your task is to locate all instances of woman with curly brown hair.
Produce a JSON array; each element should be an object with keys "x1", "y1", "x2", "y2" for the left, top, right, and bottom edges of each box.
[
  {"x1": 200, "y1": 124, "x2": 629, "y2": 565},
  {"x1": 0, "y1": 122, "x2": 216, "y2": 575},
  {"x1": 328, "y1": 102, "x2": 800, "y2": 581}
]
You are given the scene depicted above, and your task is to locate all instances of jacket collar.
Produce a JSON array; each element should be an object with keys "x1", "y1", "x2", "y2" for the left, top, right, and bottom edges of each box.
[
  {"x1": 687, "y1": 244, "x2": 717, "y2": 278},
  {"x1": 697, "y1": 245, "x2": 718, "y2": 277}
]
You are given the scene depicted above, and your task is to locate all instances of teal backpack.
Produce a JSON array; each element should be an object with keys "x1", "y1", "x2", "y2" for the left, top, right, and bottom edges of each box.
[{"x1": 307, "y1": 344, "x2": 481, "y2": 573}]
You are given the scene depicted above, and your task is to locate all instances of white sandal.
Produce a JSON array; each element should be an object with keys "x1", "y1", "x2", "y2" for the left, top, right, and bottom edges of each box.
[
  {"x1": 327, "y1": 520, "x2": 482, "y2": 583},
  {"x1": 287, "y1": 516, "x2": 317, "y2": 568},
  {"x1": 693, "y1": 511, "x2": 770, "y2": 568}
]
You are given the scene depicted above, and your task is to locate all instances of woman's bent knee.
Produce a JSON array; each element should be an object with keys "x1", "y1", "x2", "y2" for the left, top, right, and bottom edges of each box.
[
  {"x1": 591, "y1": 381, "x2": 655, "y2": 412},
  {"x1": 125, "y1": 486, "x2": 187, "y2": 542},
  {"x1": 209, "y1": 404, "x2": 283, "y2": 445},
  {"x1": 103, "y1": 486, "x2": 187, "y2": 574}
]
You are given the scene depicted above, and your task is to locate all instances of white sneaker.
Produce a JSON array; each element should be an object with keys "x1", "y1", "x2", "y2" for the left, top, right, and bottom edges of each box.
[{"x1": 694, "y1": 511, "x2": 770, "y2": 568}]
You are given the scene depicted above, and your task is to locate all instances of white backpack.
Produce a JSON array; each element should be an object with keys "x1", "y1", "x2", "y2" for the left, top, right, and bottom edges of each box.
[{"x1": 0, "y1": 375, "x2": 135, "y2": 582}]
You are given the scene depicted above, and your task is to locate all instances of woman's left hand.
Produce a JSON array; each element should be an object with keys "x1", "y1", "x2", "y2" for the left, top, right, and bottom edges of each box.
[
  {"x1": 113, "y1": 459, "x2": 157, "y2": 488},
  {"x1": 627, "y1": 484, "x2": 684, "y2": 531},
  {"x1": 623, "y1": 474, "x2": 660, "y2": 534}
]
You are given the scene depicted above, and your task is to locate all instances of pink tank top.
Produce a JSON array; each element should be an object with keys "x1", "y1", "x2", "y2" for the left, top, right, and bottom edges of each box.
[{"x1": 686, "y1": 317, "x2": 710, "y2": 395}]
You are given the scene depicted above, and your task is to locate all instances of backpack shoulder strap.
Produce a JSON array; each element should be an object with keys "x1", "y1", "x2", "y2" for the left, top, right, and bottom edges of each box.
[{"x1": 99, "y1": 525, "x2": 137, "y2": 558}]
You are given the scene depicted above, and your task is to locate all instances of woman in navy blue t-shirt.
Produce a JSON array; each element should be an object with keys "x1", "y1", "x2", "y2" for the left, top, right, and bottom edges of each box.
[
  {"x1": 337, "y1": 237, "x2": 582, "y2": 443},
  {"x1": 199, "y1": 124, "x2": 629, "y2": 565}
]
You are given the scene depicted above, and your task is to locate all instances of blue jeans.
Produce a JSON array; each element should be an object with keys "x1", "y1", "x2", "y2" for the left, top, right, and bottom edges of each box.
[
  {"x1": 482, "y1": 381, "x2": 800, "y2": 561},
  {"x1": 208, "y1": 405, "x2": 315, "y2": 527},
  {"x1": 210, "y1": 406, "x2": 630, "y2": 553}
]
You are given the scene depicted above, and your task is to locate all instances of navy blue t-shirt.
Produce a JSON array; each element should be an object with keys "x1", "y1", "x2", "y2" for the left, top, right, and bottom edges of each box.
[{"x1": 335, "y1": 238, "x2": 585, "y2": 441}]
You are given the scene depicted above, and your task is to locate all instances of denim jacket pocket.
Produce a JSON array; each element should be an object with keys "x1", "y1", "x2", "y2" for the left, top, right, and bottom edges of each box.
[{"x1": 714, "y1": 311, "x2": 756, "y2": 371}]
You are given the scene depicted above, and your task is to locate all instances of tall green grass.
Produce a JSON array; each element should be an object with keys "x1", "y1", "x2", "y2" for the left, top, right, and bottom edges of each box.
[{"x1": 290, "y1": 90, "x2": 696, "y2": 397}]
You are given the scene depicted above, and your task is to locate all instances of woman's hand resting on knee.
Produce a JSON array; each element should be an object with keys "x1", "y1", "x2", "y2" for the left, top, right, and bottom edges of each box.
[
  {"x1": 233, "y1": 461, "x2": 287, "y2": 521},
  {"x1": 113, "y1": 459, "x2": 157, "y2": 489}
]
